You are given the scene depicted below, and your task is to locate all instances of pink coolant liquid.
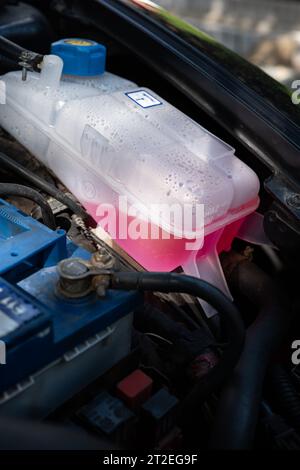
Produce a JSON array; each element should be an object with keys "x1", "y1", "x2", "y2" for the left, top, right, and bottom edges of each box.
[{"x1": 84, "y1": 200, "x2": 257, "y2": 272}]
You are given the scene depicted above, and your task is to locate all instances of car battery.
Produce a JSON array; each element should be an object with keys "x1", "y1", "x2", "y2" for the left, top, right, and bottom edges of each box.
[
  {"x1": 0, "y1": 198, "x2": 67, "y2": 283},
  {"x1": 0, "y1": 199, "x2": 141, "y2": 418}
]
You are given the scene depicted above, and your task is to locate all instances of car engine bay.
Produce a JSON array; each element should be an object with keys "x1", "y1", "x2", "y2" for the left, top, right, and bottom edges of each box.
[{"x1": 0, "y1": 0, "x2": 299, "y2": 454}]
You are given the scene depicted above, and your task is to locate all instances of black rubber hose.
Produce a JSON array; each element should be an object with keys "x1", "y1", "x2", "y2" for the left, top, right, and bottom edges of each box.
[
  {"x1": 0, "y1": 183, "x2": 56, "y2": 230},
  {"x1": 111, "y1": 271, "x2": 245, "y2": 406},
  {"x1": 0, "y1": 36, "x2": 43, "y2": 71},
  {"x1": 210, "y1": 260, "x2": 290, "y2": 449},
  {"x1": 269, "y1": 364, "x2": 300, "y2": 432},
  {"x1": 0, "y1": 151, "x2": 87, "y2": 219}
]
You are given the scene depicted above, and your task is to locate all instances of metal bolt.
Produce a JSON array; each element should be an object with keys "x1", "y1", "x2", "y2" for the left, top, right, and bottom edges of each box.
[
  {"x1": 96, "y1": 285, "x2": 107, "y2": 297},
  {"x1": 286, "y1": 193, "x2": 300, "y2": 210},
  {"x1": 92, "y1": 250, "x2": 115, "y2": 269},
  {"x1": 59, "y1": 259, "x2": 89, "y2": 277},
  {"x1": 57, "y1": 253, "x2": 114, "y2": 299},
  {"x1": 57, "y1": 258, "x2": 92, "y2": 298},
  {"x1": 22, "y1": 67, "x2": 27, "y2": 81}
]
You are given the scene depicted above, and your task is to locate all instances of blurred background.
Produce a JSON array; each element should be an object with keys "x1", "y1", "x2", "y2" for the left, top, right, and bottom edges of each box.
[{"x1": 155, "y1": 0, "x2": 300, "y2": 87}]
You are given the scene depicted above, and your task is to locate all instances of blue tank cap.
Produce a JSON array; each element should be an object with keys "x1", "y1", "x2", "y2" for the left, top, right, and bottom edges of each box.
[{"x1": 51, "y1": 38, "x2": 106, "y2": 76}]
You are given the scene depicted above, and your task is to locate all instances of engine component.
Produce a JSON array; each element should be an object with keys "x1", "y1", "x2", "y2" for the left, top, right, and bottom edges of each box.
[
  {"x1": 110, "y1": 270, "x2": 245, "y2": 414},
  {"x1": 77, "y1": 391, "x2": 135, "y2": 444},
  {"x1": 140, "y1": 388, "x2": 178, "y2": 447},
  {"x1": 134, "y1": 302, "x2": 218, "y2": 384},
  {"x1": 57, "y1": 250, "x2": 118, "y2": 299},
  {"x1": 0, "y1": 182, "x2": 56, "y2": 229},
  {"x1": 210, "y1": 255, "x2": 290, "y2": 449},
  {"x1": 0, "y1": 38, "x2": 261, "y2": 316},
  {"x1": 53, "y1": 251, "x2": 245, "y2": 420},
  {"x1": 261, "y1": 401, "x2": 300, "y2": 450},
  {"x1": 0, "y1": 2, "x2": 52, "y2": 68},
  {"x1": 0, "y1": 197, "x2": 66, "y2": 282},
  {"x1": 268, "y1": 364, "x2": 300, "y2": 433},
  {"x1": 0, "y1": 35, "x2": 43, "y2": 80},
  {"x1": 116, "y1": 369, "x2": 153, "y2": 410},
  {"x1": 0, "y1": 200, "x2": 141, "y2": 418},
  {"x1": 0, "y1": 151, "x2": 87, "y2": 219},
  {"x1": 0, "y1": 0, "x2": 297, "y2": 454},
  {"x1": 51, "y1": 38, "x2": 107, "y2": 76}
]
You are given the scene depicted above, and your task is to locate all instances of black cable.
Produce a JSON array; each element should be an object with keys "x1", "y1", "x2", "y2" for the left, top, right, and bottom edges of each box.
[
  {"x1": 111, "y1": 271, "x2": 245, "y2": 410},
  {"x1": 169, "y1": 301, "x2": 201, "y2": 330},
  {"x1": 0, "y1": 151, "x2": 87, "y2": 219},
  {"x1": 134, "y1": 303, "x2": 216, "y2": 361},
  {"x1": 210, "y1": 260, "x2": 290, "y2": 449},
  {"x1": 0, "y1": 183, "x2": 56, "y2": 229},
  {"x1": 0, "y1": 36, "x2": 43, "y2": 72},
  {"x1": 269, "y1": 364, "x2": 300, "y2": 433},
  {"x1": 261, "y1": 401, "x2": 300, "y2": 450}
]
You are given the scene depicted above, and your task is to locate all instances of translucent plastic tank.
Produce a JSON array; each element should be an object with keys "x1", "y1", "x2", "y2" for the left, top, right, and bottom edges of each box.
[{"x1": 0, "y1": 44, "x2": 260, "y2": 315}]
